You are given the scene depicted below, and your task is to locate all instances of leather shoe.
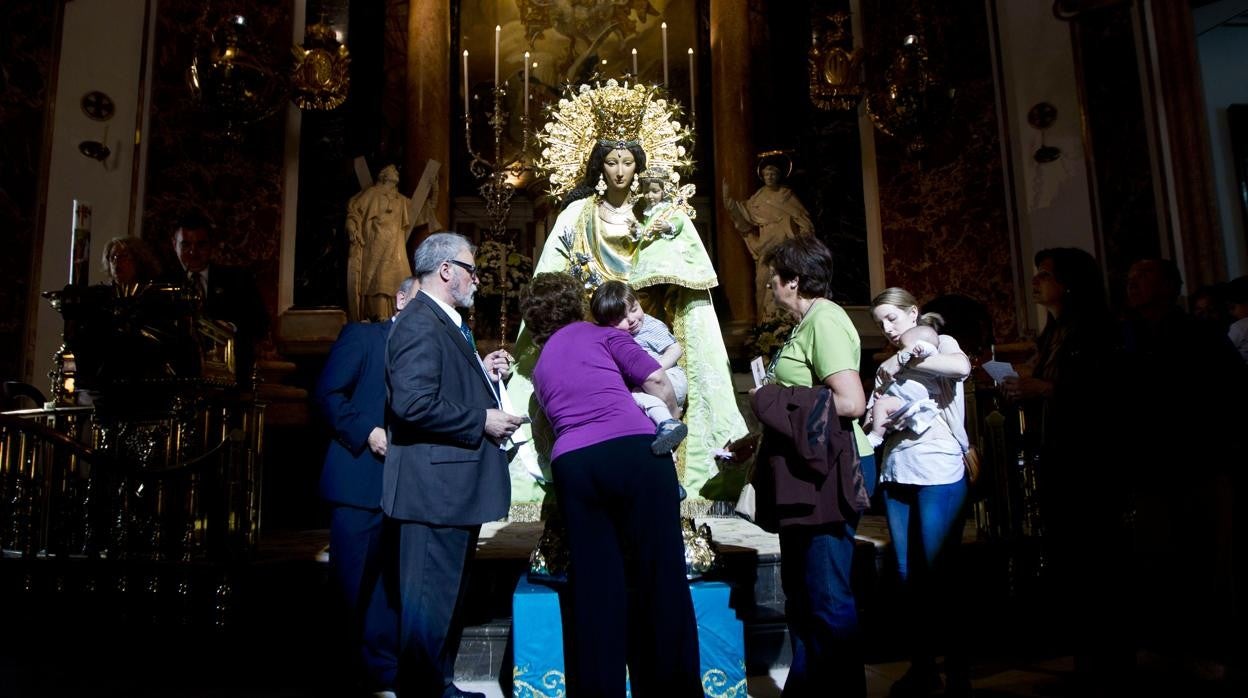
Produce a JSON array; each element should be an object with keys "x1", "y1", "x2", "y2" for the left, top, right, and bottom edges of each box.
[{"x1": 441, "y1": 687, "x2": 485, "y2": 698}]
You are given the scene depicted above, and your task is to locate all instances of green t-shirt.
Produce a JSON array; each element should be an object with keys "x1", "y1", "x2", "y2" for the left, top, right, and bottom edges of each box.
[{"x1": 771, "y1": 299, "x2": 873, "y2": 456}]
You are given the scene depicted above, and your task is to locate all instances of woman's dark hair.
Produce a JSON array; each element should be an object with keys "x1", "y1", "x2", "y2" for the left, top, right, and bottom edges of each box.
[
  {"x1": 562, "y1": 141, "x2": 648, "y2": 205},
  {"x1": 520, "y1": 272, "x2": 587, "y2": 345},
  {"x1": 762, "y1": 234, "x2": 832, "y2": 300},
  {"x1": 1225, "y1": 275, "x2": 1248, "y2": 305},
  {"x1": 589, "y1": 280, "x2": 637, "y2": 326},
  {"x1": 1034, "y1": 247, "x2": 1108, "y2": 325}
]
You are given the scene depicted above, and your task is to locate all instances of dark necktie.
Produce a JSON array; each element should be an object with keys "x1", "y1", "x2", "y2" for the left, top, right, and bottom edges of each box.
[
  {"x1": 459, "y1": 320, "x2": 476, "y2": 352},
  {"x1": 191, "y1": 271, "x2": 206, "y2": 298}
]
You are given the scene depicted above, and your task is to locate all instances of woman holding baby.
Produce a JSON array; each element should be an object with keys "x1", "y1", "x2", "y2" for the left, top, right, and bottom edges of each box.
[{"x1": 868, "y1": 287, "x2": 973, "y2": 698}]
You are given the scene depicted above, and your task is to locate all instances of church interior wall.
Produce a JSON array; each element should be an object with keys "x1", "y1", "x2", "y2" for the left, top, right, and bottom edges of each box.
[
  {"x1": 26, "y1": 0, "x2": 151, "y2": 391},
  {"x1": 992, "y1": 0, "x2": 1097, "y2": 336}
]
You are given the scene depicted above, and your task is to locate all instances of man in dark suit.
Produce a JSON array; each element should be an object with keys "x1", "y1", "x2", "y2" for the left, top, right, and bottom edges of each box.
[
  {"x1": 384, "y1": 232, "x2": 521, "y2": 698},
  {"x1": 316, "y1": 276, "x2": 418, "y2": 698},
  {"x1": 173, "y1": 214, "x2": 269, "y2": 387}
]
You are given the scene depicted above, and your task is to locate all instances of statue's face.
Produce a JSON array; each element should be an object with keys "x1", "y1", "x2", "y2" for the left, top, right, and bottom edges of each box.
[
  {"x1": 601, "y1": 149, "x2": 637, "y2": 194},
  {"x1": 761, "y1": 165, "x2": 781, "y2": 188},
  {"x1": 644, "y1": 181, "x2": 664, "y2": 206}
]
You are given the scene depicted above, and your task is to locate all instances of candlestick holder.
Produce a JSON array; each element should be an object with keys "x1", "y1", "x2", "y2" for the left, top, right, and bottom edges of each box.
[{"x1": 463, "y1": 84, "x2": 534, "y2": 348}]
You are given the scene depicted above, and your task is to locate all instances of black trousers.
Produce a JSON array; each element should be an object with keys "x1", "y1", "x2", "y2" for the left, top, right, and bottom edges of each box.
[
  {"x1": 552, "y1": 434, "x2": 702, "y2": 698},
  {"x1": 387, "y1": 517, "x2": 480, "y2": 698}
]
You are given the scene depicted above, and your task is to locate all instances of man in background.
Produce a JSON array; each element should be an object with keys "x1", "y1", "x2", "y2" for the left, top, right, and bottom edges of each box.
[
  {"x1": 172, "y1": 213, "x2": 269, "y2": 387},
  {"x1": 316, "y1": 276, "x2": 418, "y2": 698}
]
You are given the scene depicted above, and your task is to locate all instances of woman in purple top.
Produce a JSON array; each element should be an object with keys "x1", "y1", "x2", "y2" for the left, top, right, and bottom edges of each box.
[{"x1": 520, "y1": 272, "x2": 701, "y2": 698}]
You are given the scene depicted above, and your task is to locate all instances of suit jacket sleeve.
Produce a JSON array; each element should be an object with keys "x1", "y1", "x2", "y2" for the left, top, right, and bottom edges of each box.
[
  {"x1": 315, "y1": 323, "x2": 375, "y2": 457},
  {"x1": 386, "y1": 304, "x2": 487, "y2": 447}
]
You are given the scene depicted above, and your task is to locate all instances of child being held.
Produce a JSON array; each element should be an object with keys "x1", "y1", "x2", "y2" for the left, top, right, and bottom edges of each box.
[
  {"x1": 864, "y1": 324, "x2": 942, "y2": 449},
  {"x1": 640, "y1": 174, "x2": 669, "y2": 219},
  {"x1": 590, "y1": 280, "x2": 689, "y2": 455}
]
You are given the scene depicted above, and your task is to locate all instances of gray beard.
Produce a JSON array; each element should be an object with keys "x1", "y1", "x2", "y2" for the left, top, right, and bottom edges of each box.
[{"x1": 451, "y1": 284, "x2": 476, "y2": 309}]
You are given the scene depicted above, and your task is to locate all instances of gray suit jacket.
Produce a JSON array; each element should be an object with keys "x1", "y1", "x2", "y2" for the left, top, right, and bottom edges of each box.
[{"x1": 382, "y1": 292, "x2": 510, "y2": 525}]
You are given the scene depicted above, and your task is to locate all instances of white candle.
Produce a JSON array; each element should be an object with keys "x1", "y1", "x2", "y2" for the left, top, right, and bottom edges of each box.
[
  {"x1": 462, "y1": 50, "x2": 470, "y2": 116},
  {"x1": 632, "y1": 48, "x2": 638, "y2": 76},
  {"x1": 494, "y1": 25, "x2": 500, "y2": 87},
  {"x1": 661, "y1": 22, "x2": 668, "y2": 86},
  {"x1": 70, "y1": 199, "x2": 92, "y2": 287},
  {"x1": 523, "y1": 51, "x2": 530, "y2": 119},
  {"x1": 688, "y1": 48, "x2": 696, "y2": 116}
]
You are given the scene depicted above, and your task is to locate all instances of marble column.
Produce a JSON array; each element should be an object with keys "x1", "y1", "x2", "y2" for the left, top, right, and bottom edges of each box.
[
  {"x1": 406, "y1": 0, "x2": 451, "y2": 230},
  {"x1": 1146, "y1": 0, "x2": 1226, "y2": 288},
  {"x1": 710, "y1": 0, "x2": 757, "y2": 329}
]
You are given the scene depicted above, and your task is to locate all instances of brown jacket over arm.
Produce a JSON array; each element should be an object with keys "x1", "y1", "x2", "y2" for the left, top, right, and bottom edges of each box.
[{"x1": 749, "y1": 384, "x2": 871, "y2": 532}]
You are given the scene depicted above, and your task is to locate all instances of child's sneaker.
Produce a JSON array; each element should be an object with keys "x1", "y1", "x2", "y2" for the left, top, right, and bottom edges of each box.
[{"x1": 651, "y1": 418, "x2": 688, "y2": 455}]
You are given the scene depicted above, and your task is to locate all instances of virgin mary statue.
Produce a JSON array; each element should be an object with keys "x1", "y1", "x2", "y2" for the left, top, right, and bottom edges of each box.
[{"x1": 505, "y1": 80, "x2": 748, "y2": 516}]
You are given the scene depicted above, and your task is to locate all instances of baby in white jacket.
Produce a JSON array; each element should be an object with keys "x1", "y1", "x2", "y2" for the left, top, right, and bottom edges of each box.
[{"x1": 865, "y1": 324, "x2": 942, "y2": 448}]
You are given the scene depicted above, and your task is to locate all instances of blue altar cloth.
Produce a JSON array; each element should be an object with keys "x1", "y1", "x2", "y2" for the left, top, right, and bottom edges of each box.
[{"x1": 511, "y1": 577, "x2": 746, "y2": 697}]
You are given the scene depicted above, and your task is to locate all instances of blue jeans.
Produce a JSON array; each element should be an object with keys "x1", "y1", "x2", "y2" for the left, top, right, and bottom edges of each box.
[
  {"x1": 778, "y1": 521, "x2": 865, "y2": 698},
  {"x1": 861, "y1": 453, "x2": 878, "y2": 499},
  {"x1": 882, "y1": 475, "x2": 968, "y2": 671}
]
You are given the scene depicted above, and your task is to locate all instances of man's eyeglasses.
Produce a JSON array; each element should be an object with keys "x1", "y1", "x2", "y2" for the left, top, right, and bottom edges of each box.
[{"x1": 447, "y1": 259, "x2": 478, "y2": 278}]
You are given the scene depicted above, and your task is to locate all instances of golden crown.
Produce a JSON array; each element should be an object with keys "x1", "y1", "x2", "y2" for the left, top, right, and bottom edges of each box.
[
  {"x1": 536, "y1": 78, "x2": 695, "y2": 201},
  {"x1": 586, "y1": 82, "x2": 653, "y2": 146}
]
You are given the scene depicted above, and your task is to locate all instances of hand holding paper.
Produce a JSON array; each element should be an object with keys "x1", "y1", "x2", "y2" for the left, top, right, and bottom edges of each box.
[{"x1": 982, "y1": 360, "x2": 1018, "y2": 385}]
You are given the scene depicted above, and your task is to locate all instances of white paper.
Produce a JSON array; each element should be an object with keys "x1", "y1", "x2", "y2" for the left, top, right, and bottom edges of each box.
[
  {"x1": 982, "y1": 360, "x2": 1018, "y2": 384},
  {"x1": 750, "y1": 356, "x2": 767, "y2": 388},
  {"x1": 498, "y1": 381, "x2": 541, "y2": 482}
]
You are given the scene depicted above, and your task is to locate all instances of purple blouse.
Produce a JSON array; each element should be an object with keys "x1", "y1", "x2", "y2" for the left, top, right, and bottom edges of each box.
[{"x1": 531, "y1": 322, "x2": 661, "y2": 461}]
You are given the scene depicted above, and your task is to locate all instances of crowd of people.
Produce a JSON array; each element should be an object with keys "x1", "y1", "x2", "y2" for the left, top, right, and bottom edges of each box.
[{"x1": 304, "y1": 83, "x2": 1243, "y2": 698}]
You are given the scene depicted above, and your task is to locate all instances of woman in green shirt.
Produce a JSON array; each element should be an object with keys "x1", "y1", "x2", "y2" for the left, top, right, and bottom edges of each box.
[{"x1": 759, "y1": 235, "x2": 871, "y2": 697}]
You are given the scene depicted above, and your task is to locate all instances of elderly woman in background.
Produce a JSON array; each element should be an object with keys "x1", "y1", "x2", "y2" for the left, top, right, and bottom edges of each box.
[
  {"x1": 519, "y1": 272, "x2": 701, "y2": 698},
  {"x1": 748, "y1": 235, "x2": 872, "y2": 698},
  {"x1": 101, "y1": 236, "x2": 162, "y2": 288}
]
